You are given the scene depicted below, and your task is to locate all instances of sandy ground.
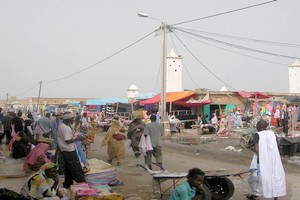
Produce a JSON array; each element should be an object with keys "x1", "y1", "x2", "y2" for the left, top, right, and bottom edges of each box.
[{"x1": 1, "y1": 128, "x2": 300, "y2": 200}]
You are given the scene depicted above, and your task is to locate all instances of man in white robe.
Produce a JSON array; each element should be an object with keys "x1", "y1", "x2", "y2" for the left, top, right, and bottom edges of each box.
[{"x1": 248, "y1": 119, "x2": 286, "y2": 200}]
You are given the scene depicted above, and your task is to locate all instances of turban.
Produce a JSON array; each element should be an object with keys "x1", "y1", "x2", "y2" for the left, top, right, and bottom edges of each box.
[{"x1": 61, "y1": 112, "x2": 75, "y2": 120}]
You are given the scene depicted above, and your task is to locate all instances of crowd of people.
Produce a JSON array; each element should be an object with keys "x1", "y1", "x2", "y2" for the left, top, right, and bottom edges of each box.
[
  {"x1": 0, "y1": 108, "x2": 96, "y2": 199},
  {"x1": 0, "y1": 105, "x2": 289, "y2": 200}
]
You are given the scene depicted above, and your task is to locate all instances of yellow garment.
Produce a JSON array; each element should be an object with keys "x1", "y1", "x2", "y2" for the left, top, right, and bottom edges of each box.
[
  {"x1": 82, "y1": 194, "x2": 124, "y2": 200},
  {"x1": 102, "y1": 120, "x2": 125, "y2": 164},
  {"x1": 89, "y1": 119, "x2": 97, "y2": 143}
]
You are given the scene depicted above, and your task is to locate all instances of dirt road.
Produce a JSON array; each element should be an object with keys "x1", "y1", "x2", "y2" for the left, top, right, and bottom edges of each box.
[
  {"x1": 1, "y1": 129, "x2": 299, "y2": 200},
  {"x1": 89, "y1": 130, "x2": 300, "y2": 200}
]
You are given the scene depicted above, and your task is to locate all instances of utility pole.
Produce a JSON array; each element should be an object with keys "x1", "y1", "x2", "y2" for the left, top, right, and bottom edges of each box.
[
  {"x1": 5, "y1": 93, "x2": 8, "y2": 112},
  {"x1": 160, "y1": 22, "x2": 167, "y2": 123},
  {"x1": 36, "y1": 80, "x2": 42, "y2": 113},
  {"x1": 137, "y1": 12, "x2": 168, "y2": 124}
]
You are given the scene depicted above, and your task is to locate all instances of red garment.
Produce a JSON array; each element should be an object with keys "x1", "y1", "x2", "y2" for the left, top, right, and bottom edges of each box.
[{"x1": 23, "y1": 143, "x2": 50, "y2": 171}]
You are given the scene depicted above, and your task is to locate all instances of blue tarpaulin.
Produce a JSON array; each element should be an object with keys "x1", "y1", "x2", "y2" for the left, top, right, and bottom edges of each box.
[{"x1": 86, "y1": 98, "x2": 128, "y2": 106}]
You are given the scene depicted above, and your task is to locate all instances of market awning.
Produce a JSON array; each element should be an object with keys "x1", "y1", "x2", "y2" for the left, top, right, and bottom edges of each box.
[
  {"x1": 86, "y1": 98, "x2": 128, "y2": 106},
  {"x1": 235, "y1": 91, "x2": 270, "y2": 99},
  {"x1": 235, "y1": 91, "x2": 251, "y2": 98},
  {"x1": 140, "y1": 91, "x2": 195, "y2": 105},
  {"x1": 173, "y1": 93, "x2": 211, "y2": 108},
  {"x1": 248, "y1": 91, "x2": 270, "y2": 99}
]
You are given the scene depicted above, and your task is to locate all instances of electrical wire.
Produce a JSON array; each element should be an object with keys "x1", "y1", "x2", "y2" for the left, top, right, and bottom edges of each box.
[
  {"x1": 152, "y1": 58, "x2": 162, "y2": 94},
  {"x1": 44, "y1": 30, "x2": 157, "y2": 84},
  {"x1": 171, "y1": 31, "x2": 236, "y2": 90},
  {"x1": 15, "y1": 82, "x2": 40, "y2": 98},
  {"x1": 169, "y1": 32, "x2": 200, "y2": 88},
  {"x1": 171, "y1": 0, "x2": 277, "y2": 26},
  {"x1": 173, "y1": 29, "x2": 288, "y2": 67},
  {"x1": 175, "y1": 29, "x2": 300, "y2": 48},
  {"x1": 173, "y1": 28, "x2": 299, "y2": 59},
  {"x1": 42, "y1": 84, "x2": 55, "y2": 98}
]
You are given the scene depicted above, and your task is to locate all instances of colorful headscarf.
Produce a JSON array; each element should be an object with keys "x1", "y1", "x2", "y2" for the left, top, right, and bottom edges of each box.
[
  {"x1": 40, "y1": 162, "x2": 56, "y2": 171},
  {"x1": 24, "y1": 143, "x2": 50, "y2": 171}
]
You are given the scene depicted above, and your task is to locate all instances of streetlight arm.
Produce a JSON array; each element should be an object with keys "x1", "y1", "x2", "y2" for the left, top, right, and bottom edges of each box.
[
  {"x1": 137, "y1": 12, "x2": 161, "y2": 22},
  {"x1": 137, "y1": 12, "x2": 148, "y2": 18}
]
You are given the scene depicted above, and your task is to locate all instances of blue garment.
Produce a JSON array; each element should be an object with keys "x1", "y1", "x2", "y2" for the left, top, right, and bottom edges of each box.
[
  {"x1": 169, "y1": 181, "x2": 196, "y2": 200},
  {"x1": 51, "y1": 119, "x2": 62, "y2": 148},
  {"x1": 76, "y1": 140, "x2": 87, "y2": 164}
]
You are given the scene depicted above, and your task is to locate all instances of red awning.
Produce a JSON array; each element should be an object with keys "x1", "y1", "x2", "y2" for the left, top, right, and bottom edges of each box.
[
  {"x1": 140, "y1": 91, "x2": 195, "y2": 105},
  {"x1": 235, "y1": 91, "x2": 251, "y2": 98},
  {"x1": 173, "y1": 99, "x2": 211, "y2": 108},
  {"x1": 248, "y1": 92, "x2": 270, "y2": 99},
  {"x1": 173, "y1": 93, "x2": 211, "y2": 108},
  {"x1": 235, "y1": 91, "x2": 270, "y2": 99}
]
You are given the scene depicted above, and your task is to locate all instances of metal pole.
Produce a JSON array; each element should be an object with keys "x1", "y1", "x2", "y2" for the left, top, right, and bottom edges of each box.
[
  {"x1": 5, "y1": 93, "x2": 8, "y2": 111},
  {"x1": 36, "y1": 80, "x2": 42, "y2": 113},
  {"x1": 160, "y1": 22, "x2": 167, "y2": 123}
]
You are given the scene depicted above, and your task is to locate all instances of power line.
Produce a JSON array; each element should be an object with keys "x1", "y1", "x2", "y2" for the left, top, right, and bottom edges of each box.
[
  {"x1": 44, "y1": 30, "x2": 156, "y2": 84},
  {"x1": 169, "y1": 32, "x2": 200, "y2": 88},
  {"x1": 172, "y1": 31, "x2": 236, "y2": 90},
  {"x1": 15, "y1": 82, "x2": 40, "y2": 98},
  {"x1": 173, "y1": 29, "x2": 288, "y2": 67},
  {"x1": 174, "y1": 28, "x2": 299, "y2": 60},
  {"x1": 42, "y1": 84, "x2": 55, "y2": 98},
  {"x1": 171, "y1": 0, "x2": 277, "y2": 26},
  {"x1": 175, "y1": 28, "x2": 300, "y2": 48}
]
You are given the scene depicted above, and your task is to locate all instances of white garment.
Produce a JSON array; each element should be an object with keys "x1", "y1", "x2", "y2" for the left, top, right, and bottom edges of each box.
[
  {"x1": 138, "y1": 134, "x2": 153, "y2": 155},
  {"x1": 249, "y1": 130, "x2": 286, "y2": 198}
]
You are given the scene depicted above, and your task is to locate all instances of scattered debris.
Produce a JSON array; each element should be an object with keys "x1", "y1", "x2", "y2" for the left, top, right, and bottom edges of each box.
[{"x1": 224, "y1": 146, "x2": 243, "y2": 152}]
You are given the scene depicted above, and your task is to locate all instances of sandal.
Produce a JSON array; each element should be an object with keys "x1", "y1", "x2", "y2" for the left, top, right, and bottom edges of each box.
[{"x1": 245, "y1": 194, "x2": 260, "y2": 200}]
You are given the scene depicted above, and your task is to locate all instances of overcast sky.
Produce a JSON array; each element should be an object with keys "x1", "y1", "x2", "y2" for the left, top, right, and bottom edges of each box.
[{"x1": 0, "y1": 0, "x2": 299, "y2": 99}]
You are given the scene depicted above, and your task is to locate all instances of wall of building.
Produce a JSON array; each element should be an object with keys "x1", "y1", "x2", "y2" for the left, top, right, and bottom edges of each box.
[
  {"x1": 289, "y1": 64, "x2": 300, "y2": 93},
  {"x1": 166, "y1": 50, "x2": 182, "y2": 92}
]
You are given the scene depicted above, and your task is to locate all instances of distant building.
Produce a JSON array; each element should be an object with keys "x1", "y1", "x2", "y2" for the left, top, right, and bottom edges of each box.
[
  {"x1": 166, "y1": 49, "x2": 182, "y2": 92},
  {"x1": 289, "y1": 59, "x2": 300, "y2": 93},
  {"x1": 127, "y1": 84, "x2": 139, "y2": 99}
]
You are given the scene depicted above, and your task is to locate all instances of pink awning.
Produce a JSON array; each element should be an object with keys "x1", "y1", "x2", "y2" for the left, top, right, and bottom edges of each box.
[
  {"x1": 248, "y1": 91, "x2": 270, "y2": 99},
  {"x1": 235, "y1": 91, "x2": 270, "y2": 99},
  {"x1": 235, "y1": 91, "x2": 251, "y2": 98}
]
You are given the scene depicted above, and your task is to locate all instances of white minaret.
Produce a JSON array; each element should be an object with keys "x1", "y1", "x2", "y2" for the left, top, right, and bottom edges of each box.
[
  {"x1": 127, "y1": 84, "x2": 139, "y2": 98},
  {"x1": 166, "y1": 49, "x2": 182, "y2": 92},
  {"x1": 289, "y1": 59, "x2": 300, "y2": 93}
]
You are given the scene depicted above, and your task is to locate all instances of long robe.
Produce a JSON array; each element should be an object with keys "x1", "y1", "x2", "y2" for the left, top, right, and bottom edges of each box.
[
  {"x1": 102, "y1": 120, "x2": 125, "y2": 164},
  {"x1": 249, "y1": 130, "x2": 286, "y2": 198}
]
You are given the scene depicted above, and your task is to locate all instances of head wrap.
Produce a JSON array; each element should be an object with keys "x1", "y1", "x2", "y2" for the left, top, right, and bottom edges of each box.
[
  {"x1": 61, "y1": 112, "x2": 75, "y2": 120},
  {"x1": 40, "y1": 162, "x2": 56, "y2": 171}
]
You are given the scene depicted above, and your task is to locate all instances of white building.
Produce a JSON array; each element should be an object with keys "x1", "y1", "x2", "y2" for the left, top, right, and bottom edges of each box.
[
  {"x1": 288, "y1": 59, "x2": 300, "y2": 93},
  {"x1": 127, "y1": 84, "x2": 139, "y2": 99},
  {"x1": 166, "y1": 49, "x2": 183, "y2": 92}
]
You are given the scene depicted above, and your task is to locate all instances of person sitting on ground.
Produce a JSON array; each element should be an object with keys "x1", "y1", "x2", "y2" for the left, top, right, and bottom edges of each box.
[
  {"x1": 24, "y1": 112, "x2": 37, "y2": 145},
  {"x1": 23, "y1": 143, "x2": 51, "y2": 172},
  {"x1": 210, "y1": 113, "x2": 218, "y2": 126},
  {"x1": 21, "y1": 162, "x2": 68, "y2": 200},
  {"x1": 11, "y1": 123, "x2": 32, "y2": 159},
  {"x1": 169, "y1": 168, "x2": 205, "y2": 200},
  {"x1": 201, "y1": 115, "x2": 208, "y2": 125}
]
